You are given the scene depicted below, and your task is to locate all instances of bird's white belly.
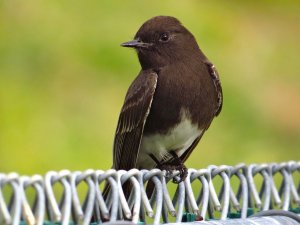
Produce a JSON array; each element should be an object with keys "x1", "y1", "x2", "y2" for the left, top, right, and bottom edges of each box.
[{"x1": 137, "y1": 110, "x2": 202, "y2": 169}]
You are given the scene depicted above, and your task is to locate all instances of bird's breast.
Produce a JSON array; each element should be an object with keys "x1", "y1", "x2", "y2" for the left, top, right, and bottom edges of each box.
[
  {"x1": 143, "y1": 62, "x2": 216, "y2": 134},
  {"x1": 137, "y1": 109, "x2": 203, "y2": 169}
]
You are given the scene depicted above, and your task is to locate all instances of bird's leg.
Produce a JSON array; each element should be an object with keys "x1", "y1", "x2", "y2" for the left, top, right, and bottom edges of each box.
[
  {"x1": 149, "y1": 153, "x2": 160, "y2": 165},
  {"x1": 149, "y1": 151, "x2": 187, "y2": 183},
  {"x1": 149, "y1": 153, "x2": 173, "y2": 178},
  {"x1": 168, "y1": 151, "x2": 188, "y2": 183}
]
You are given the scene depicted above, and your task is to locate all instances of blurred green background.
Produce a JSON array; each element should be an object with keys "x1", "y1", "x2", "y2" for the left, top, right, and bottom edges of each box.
[{"x1": 0, "y1": 1, "x2": 299, "y2": 175}]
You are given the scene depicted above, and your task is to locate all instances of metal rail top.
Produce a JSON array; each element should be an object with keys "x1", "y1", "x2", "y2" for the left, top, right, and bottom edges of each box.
[{"x1": 0, "y1": 161, "x2": 299, "y2": 225}]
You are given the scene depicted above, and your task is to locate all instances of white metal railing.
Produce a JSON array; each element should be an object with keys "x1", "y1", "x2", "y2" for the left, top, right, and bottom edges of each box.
[{"x1": 0, "y1": 161, "x2": 299, "y2": 225}]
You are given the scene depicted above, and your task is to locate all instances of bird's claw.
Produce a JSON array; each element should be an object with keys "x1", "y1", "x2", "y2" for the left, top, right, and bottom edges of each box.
[
  {"x1": 172, "y1": 164, "x2": 187, "y2": 184},
  {"x1": 151, "y1": 151, "x2": 188, "y2": 183},
  {"x1": 159, "y1": 163, "x2": 187, "y2": 184}
]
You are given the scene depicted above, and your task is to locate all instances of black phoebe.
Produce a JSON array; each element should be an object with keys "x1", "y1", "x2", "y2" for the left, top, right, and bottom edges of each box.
[{"x1": 113, "y1": 16, "x2": 222, "y2": 182}]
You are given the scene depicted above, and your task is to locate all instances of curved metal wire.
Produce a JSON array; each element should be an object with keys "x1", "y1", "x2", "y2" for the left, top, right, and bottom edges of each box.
[{"x1": 0, "y1": 161, "x2": 299, "y2": 224}]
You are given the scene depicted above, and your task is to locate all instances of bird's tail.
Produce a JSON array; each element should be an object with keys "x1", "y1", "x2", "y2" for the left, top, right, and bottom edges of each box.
[
  {"x1": 145, "y1": 180, "x2": 155, "y2": 198},
  {"x1": 103, "y1": 181, "x2": 132, "y2": 199},
  {"x1": 91, "y1": 181, "x2": 132, "y2": 222}
]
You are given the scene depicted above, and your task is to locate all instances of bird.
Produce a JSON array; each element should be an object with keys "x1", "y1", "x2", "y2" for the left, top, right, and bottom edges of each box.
[{"x1": 113, "y1": 16, "x2": 222, "y2": 185}]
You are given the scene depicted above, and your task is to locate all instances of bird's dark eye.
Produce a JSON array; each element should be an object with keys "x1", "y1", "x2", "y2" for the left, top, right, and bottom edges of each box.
[{"x1": 159, "y1": 33, "x2": 170, "y2": 42}]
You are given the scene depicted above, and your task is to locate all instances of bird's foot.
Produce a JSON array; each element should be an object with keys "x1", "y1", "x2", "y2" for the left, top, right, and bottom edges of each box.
[
  {"x1": 160, "y1": 163, "x2": 187, "y2": 184},
  {"x1": 149, "y1": 152, "x2": 188, "y2": 183},
  {"x1": 157, "y1": 151, "x2": 188, "y2": 183}
]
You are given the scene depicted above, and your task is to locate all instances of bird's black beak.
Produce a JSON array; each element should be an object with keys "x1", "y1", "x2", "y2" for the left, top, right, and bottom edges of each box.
[{"x1": 121, "y1": 39, "x2": 152, "y2": 49}]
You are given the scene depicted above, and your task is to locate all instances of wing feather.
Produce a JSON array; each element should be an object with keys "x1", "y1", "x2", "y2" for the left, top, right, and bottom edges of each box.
[
  {"x1": 204, "y1": 61, "x2": 223, "y2": 116},
  {"x1": 179, "y1": 61, "x2": 223, "y2": 163},
  {"x1": 113, "y1": 71, "x2": 158, "y2": 170}
]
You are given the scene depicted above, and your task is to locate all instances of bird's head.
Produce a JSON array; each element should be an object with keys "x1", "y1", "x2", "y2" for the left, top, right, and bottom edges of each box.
[{"x1": 121, "y1": 16, "x2": 201, "y2": 70}]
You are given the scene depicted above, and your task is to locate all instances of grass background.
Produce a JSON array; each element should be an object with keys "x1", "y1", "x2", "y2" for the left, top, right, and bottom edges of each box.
[{"x1": 0, "y1": 1, "x2": 299, "y2": 175}]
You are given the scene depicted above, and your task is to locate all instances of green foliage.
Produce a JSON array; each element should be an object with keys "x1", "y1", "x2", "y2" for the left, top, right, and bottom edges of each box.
[{"x1": 0, "y1": 1, "x2": 299, "y2": 174}]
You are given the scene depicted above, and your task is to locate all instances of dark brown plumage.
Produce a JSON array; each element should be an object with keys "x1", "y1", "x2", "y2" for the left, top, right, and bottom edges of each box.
[{"x1": 113, "y1": 16, "x2": 222, "y2": 183}]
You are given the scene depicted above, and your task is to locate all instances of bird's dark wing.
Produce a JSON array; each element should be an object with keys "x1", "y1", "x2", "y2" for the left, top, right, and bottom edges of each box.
[
  {"x1": 179, "y1": 132, "x2": 204, "y2": 163},
  {"x1": 113, "y1": 71, "x2": 158, "y2": 170},
  {"x1": 179, "y1": 61, "x2": 222, "y2": 163},
  {"x1": 204, "y1": 60, "x2": 223, "y2": 116}
]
